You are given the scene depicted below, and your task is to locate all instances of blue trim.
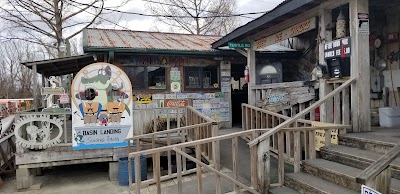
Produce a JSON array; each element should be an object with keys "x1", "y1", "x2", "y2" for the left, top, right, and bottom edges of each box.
[{"x1": 72, "y1": 141, "x2": 134, "y2": 150}]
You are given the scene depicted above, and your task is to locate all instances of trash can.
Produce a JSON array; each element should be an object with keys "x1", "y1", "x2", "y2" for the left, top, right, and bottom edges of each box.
[
  {"x1": 379, "y1": 107, "x2": 400, "y2": 127},
  {"x1": 118, "y1": 156, "x2": 147, "y2": 186}
]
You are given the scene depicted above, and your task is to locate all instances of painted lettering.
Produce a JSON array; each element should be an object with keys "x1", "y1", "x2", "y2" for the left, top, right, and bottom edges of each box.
[{"x1": 83, "y1": 130, "x2": 97, "y2": 136}]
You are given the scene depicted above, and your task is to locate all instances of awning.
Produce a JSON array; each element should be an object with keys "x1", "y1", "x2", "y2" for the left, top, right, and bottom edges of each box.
[
  {"x1": 22, "y1": 54, "x2": 104, "y2": 76},
  {"x1": 211, "y1": 0, "x2": 322, "y2": 49}
]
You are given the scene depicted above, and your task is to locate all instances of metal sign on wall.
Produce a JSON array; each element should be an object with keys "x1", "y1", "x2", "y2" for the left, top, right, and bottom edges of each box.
[
  {"x1": 256, "y1": 17, "x2": 317, "y2": 49},
  {"x1": 324, "y1": 37, "x2": 351, "y2": 59}
]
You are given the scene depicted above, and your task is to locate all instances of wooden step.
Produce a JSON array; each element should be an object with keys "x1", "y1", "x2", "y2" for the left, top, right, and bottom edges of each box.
[
  {"x1": 284, "y1": 172, "x2": 358, "y2": 194},
  {"x1": 270, "y1": 186, "x2": 300, "y2": 194},
  {"x1": 339, "y1": 133, "x2": 396, "y2": 154},
  {"x1": 320, "y1": 145, "x2": 400, "y2": 179},
  {"x1": 303, "y1": 159, "x2": 400, "y2": 194}
]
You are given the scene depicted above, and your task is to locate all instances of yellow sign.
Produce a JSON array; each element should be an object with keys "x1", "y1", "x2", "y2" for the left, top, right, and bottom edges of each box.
[
  {"x1": 255, "y1": 17, "x2": 317, "y2": 49},
  {"x1": 312, "y1": 122, "x2": 338, "y2": 151},
  {"x1": 41, "y1": 87, "x2": 65, "y2": 95}
]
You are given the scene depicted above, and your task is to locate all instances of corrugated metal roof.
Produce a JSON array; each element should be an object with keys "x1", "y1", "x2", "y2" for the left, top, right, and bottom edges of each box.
[{"x1": 83, "y1": 28, "x2": 221, "y2": 51}]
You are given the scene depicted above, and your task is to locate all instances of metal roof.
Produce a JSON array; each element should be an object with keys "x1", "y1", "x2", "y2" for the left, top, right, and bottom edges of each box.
[
  {"x1": 212, "y1": 0, "x2": 323, "y2": 49},
  {"x1": 83, "y1": 28, "x2": 221, "y2": 52},
  {"x1": 22, "y1": 54, "x2": 102, "y2": 76}
]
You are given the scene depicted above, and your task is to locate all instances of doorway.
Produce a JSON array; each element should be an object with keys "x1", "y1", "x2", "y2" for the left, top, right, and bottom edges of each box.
[{"x1": 231, "y1": 64, "x2": 248, "y2": 128}]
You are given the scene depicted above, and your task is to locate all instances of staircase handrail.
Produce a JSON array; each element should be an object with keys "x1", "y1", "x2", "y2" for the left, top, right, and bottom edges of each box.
[
  {"x1": 356, "y1": 143, "x2": 400, "y2": 192},
  {"x1": 248, "y1": 77, "x2": 356, "y2": 147}
]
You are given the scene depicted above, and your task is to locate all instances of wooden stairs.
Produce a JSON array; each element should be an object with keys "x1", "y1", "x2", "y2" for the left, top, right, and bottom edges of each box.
[{"x1": 270, "y1": 131, "x2": 400, "y2": 194}]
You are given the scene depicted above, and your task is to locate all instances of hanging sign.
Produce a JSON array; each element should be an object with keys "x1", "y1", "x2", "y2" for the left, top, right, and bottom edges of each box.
[
  {"x1": 324, "y1": 37, "x2": 351, "y2": 59},
  {"x1": 170, "y1": 68, "x2": 181, "y2": 82},
  {"x1": 71, "y1": 62, "x2": 133, "y2": 150},
  {"x1": 256, "y1": 17, "x2": 317, "y2": 49},
  {"x1": 361, "y1": 185, "x2": 381, "y2": 194},
  {"x1": 228, "y1": 42, "x2": 251, "y2": 49},
  {"x1": 41, "y1": 87, "x2": 65, "y2": 95},
  {"x1": 59, "y1": 94, "x2": 70, "y2": 104},
  {"x1": 313, "y1": 122, "x2": 338, "y2": 151},
  {"x1": 358, "y1": 13, "x2": 369, "y2": 35}
]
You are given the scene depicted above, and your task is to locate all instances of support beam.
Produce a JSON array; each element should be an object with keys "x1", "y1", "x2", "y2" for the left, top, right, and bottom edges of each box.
[
  {"x1": 235, "y1": 48, "x2": 247, "y2": 57},
  {"x1": 247, "y1": 41, "x2": 256, "y2": 106},
  {"x1": 350, "y1": 0, "x2": 371, "y2": 132},
  {"x1": 32, "y1": 65, "x2": 38, "y2": 112}
]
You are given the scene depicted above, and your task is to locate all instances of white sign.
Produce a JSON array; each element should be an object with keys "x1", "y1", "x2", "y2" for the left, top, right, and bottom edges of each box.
[
  {"x1": 358, "y1": 13, "x2": 370, "y2": 35},
  {"x1": 256, "y1": 17, "x2": 317, "y2": 49},
  {"x1": 59, "y1": 94, "x2": 70, "y2": 104},
  {"x1": 362, "y1": 185, "x2": 381, "y2": 194},
  {"x1": 171, "y1": 82, "x2": 181, "y2": 93}
]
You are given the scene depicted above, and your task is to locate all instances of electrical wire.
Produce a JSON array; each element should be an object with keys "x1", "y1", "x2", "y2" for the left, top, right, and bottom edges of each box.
[
  {"x1": 67, "y1": 0, "x2": 268, "y2": 18},
  {"x1": 140, "y1": 0, "x2": 256, "y2": 19}
]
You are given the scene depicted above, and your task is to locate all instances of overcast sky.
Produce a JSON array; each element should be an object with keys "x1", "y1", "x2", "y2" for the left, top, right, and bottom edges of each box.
[{"x1": 97, "y1": 0, "x2": 285, "y2": 32}]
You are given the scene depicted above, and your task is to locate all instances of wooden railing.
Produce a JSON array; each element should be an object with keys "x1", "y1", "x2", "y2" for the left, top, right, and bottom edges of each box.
[
  {"x1": 243, "y1": 77, "x2": 355, "y2": 193},
  {"x1": 128, "y1": 129, "x2": 265, "y2": 194},
  {"x1": 126, "y1": 106, "x2": 218, "y2": 190},
  {"x1": 356, "y1": 143, "x2": 400, "y2": 193}
]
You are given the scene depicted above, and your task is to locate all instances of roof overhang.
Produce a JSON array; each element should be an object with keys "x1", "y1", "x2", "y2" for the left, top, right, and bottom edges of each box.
[
  {"x1": 212, "y1": 0, "x2": 323, "y2": 49},
  {"x1": 22, "y1": 54, "x2": 103, "y2": 76}
]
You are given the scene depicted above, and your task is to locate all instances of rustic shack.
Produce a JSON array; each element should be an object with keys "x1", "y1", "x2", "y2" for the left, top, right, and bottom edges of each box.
[{"x1": 82, "y1": 28, "x2": 300, "y2": 128}]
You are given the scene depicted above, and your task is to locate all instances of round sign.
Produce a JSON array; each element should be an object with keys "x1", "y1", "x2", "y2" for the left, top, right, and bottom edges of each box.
[{"x1": 171, "y1": 82, "x2": 181, "y2": 93}]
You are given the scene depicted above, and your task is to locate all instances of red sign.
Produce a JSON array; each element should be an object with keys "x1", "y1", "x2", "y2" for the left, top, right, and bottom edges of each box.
[{"x1": 165, "y1": 100, "x2": 187, "y2": 107}]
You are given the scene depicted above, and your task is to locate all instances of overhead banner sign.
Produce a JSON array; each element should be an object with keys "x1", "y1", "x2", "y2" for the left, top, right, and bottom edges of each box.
[{"x1": 256, "y1": 17, "x2": 317, "y2": 49}]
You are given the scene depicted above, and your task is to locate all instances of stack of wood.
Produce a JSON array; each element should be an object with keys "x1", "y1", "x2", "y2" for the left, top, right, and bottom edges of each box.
[{"x1": 256, "y1": 82, "x2": 315, "y2": 112}]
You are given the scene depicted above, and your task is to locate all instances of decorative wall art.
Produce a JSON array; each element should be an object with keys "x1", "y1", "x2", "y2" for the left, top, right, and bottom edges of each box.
[{"x1": 71, "y1": 63, "x2": 133, "y2": 150}]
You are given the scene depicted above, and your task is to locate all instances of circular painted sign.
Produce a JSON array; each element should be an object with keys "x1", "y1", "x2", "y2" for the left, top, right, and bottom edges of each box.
[{"x1": 71, "y1": 63, "x2": 134, "y2": 150}]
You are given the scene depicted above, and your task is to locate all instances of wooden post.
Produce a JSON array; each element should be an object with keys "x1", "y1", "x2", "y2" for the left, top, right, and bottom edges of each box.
[
  {"x1": 257, "y1": 138, "x2": 270, "y2": 193},
  {"x1": 195, "y1": 144, "x2": 203, "y2": 194},
  {"x1": 176, "y1": 150, "x2": 183, "y2": 194},
  {"x1": 278, "y1": 132, "x2": 284, "y2": 185},
  {"x1": 212, "y1": 123, "x2": 221, "y2": 194},
  {"x1": 154, "y1": 153, "x2": 161, "y2": 194},
  {"x1": 350, "y1": 0, "x2": 371, "y2": 132},
  {"x1": 232, "y1": 136, "x2": 239, "y2": 193},
  {"x1": 294, "y1": 131, "x2": 301, "y2": 173},
  {"x1": 309, "y1": 130, "x2": 316, "y2": 159},
  {"x1": 366, "y1": 167, "x2": 391, "y2": 194},
  {"x1": 250, "y1": 131, "x2": 258, "y2": 189},
  {"x1": 342, "y1": 87, "x2": 350, "y2": 134},
  {"x1": 32, "y1": 64, "x2": 38, "y2": 111},
  {"x1": 135, "y1": 155, "x2": 141, "y2": 194},
  {"x1": 247, "y1": 41, "x2": 256, "y2": 106}
]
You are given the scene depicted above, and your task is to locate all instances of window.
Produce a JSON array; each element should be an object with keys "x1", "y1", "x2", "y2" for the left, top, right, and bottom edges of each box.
[
  {"x1": 124, "y1": 66, "x2": 166, "y2": 90},
  {"x1": 185, "y1": 66, "x2": 219, "y2": 90}
]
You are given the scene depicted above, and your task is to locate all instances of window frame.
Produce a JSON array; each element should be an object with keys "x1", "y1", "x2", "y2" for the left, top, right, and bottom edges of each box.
[
  {"x1": 123, "y1": 66, "x2": 168, "y2": 91},
  {"x1": 184, "y1": 65, "x2": 220, "y2": 90}
]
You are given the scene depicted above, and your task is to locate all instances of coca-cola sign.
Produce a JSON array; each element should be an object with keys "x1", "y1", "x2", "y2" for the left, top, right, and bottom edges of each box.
[{"x1": 165, "y1": 100, "x2": 187, "y2": 107}]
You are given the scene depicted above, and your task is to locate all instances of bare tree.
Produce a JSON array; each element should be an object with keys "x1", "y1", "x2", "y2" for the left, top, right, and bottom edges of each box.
[
  {"x1": 0, "y1": 41, "x2": 37, "y2": 98},
  {"x1": 0, "y1": 0, "x2": 114, "y2": 57},
  {"x1": 145, "y1": 0, "x2": 238, "y2": 35}
]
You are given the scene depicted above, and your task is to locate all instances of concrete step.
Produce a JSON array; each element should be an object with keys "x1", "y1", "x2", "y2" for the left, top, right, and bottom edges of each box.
[
  {"x1": 270, "y1": 186, "x2": 300, "y2": 194},
  {"x1": 320, "y1": 145, "x2": 400, "y2": 179},
  {"x1": 339, "y1": 133, "x2": 396, "y2": 154},
  {"x1": 284, "y1": 172, "x2": 358, "y2": 194},
  {"x1": 303, "y1": 158, "x2": 400, "y2": 194}
]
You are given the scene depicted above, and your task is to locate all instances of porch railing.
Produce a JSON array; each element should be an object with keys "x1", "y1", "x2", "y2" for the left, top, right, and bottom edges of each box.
[
  {"x1": 356, "y1": 143, "x2": 400, "y2": 193},
  {"x1": 243, "y1": 77, "x2": 355, "y2": 193},
  {"x1": 126, "y1": 105, "x2": 219, "y2": 190}
]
